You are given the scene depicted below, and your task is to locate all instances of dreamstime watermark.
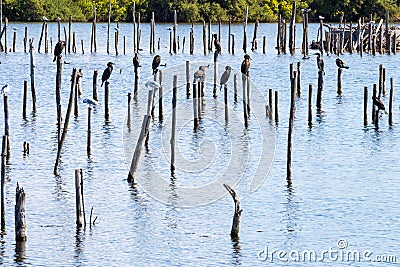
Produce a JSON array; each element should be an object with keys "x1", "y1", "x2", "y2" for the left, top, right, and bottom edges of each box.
[
  {"x1": 257, "y1": 239, "x2": 397, "y2": 263},
  {"x1": 123, "y1": 61, "x2": 276, "y2": 207}
]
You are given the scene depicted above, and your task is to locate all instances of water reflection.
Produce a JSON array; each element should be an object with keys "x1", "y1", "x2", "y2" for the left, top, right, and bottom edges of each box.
[
  {"x1": 231, "y1": 237, "x2": 241, "y2": 266},
  {"x1": 14, "y1": 241, "x2": 27, "y2": 264},
  {"x1": 74, "y1": 228, "x2": 86, "y2": 266}
]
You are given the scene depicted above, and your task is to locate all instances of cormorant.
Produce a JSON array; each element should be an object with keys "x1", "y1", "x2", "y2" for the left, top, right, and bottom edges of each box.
[
  {"x1": 220, "y1": 66, "x2": 232, "y2": 90},
  {"x1": 1, "y1": 84, "x2": 10, "y2": 96},
  {"x1": 372, "y1": 96, "x2": 387, "y2": 113},
  {"x1": 83, "y1": 98, "x2": 98, "y2": 106},
  {"x1": 336, "y1": 58, "x2": 349, "y2": 69},
  {"x1": 53, "y1": 40, "x2": 66, "y2": 62},
  {"x1": 101, "y1": 62, "x2": 113, "y2": 87},
  {"x1": 241, "y1": 54, "x2": 251, "y2": 76},
  {"x1": 133, "y1": 53, "x2": 140, "y2": 69},
  {"x1": 152, "y1": 55, "x2": 161, "y2": 75},
  {"x1": 213, "y1": 34, "x2": 221, "y2": 54},
  {"x1": 315, "y1": 53, "x2": 324, "y2": 73},
  {"x1": 194, "y1": 66, "x2": 206, "y2": 83}
]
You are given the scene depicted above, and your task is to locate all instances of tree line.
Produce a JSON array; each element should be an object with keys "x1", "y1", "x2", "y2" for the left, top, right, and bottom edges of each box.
[{"x1": 3, "y1": 0, "x2": 400, "y2": 23}]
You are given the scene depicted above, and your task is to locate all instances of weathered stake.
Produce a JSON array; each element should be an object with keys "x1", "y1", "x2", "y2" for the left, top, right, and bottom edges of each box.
[
  {"x1": 29, "y1": 39, "x2": 36, "y2": 112},
  {"x1": 87, "y1": 106, "x2": 92, "y2": 155},
  {"x1": 223, "y1": 184, "x2": 242, "y2": 240},
  {"x1": 171, "y1": 75, "x2": 177, "y2": 171},
  {"x1": 364, "y1": 86, "x2": 368, "y2": 126},
  {"x1": 23, "y1": 81, "x2": 27, "y2": 118},
  {"x1": 389, "y1": 78, "x2": 394, "y2": 126},
  {"x1": 287, "y1": 71, "x2": 297, "y2": 180},
  {"x1": 15, "y1": 183, "x2": 26, "y2": 241},
  {"x1": 93, "y1": 70, "x2": 98, "y2": 101},
  {"x1": 1, "y1": 136, "x2": 6, "y2": 231},
  {"x1": 105, "y1": 81, "x2": 110, "y2": 120},
  {"x1": 75, "y1": 170, "x2": 84, "y2": 227},
  {"x1": 308, "y1": 84, "x2": 312, "y2": 127}
]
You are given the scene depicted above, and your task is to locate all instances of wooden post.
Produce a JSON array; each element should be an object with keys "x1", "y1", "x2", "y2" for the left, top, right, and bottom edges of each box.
[
  {"x1": 44, "y1": 22, "x2": 48, "y2": 53},
  {"x1": 15, "y1": 183, "x2": 26, "y2": 241},
  {"x1": 297, "y1": 62, "x2": 301, "y2": 97},
  {"x1": 74, "y1": 73, "x2": 80, "y2": 117},
  {"x1": 54, "y1": 69, "x2": 81, "y2": 175},
  {"x1": 186, "y1": 61, "x2": 190, "y2": 97},
  {"x1": 223, "y1": 184, "x2": 242, "y2": 239},
  {"x1": 75, "y1": 169, "x2": 84, "y2": 227},
  {"x1": 63, "y1": 27, "x2": 67, "y2": 54},
  {"x1": 277, "y1": 13, "x2": 281, "y2": 55},
  {"x1": 319, "y1": 18, "x2": 324, "y2": 54},
  {"x1": 231, "y1": 34, "x2": 235, "y2": 55},
  {"x1": 251, "y1": 20, "x2": 259, "y2": 51},
  {"x1": 213, "y1": 62, "x2": 218, "y2": 97},
  {"x1": 337, "y1": 67, "x2": 343, "y2": 95},
  {"x1": 372, "y1": 84, "x2": 377, "y2": 124},
  {"x1": 3, "y1": 92, "x2": 9, "y2": 156},
  {"x1": 389, "y1": 78, "x2": 394, "y2": 126},
  {"x1": 288, "y1": 0, "x2": 296, "y2": 55},
  {"x1": 243, "y1": 6, "x2": 248, "y2": 53},
  {"x1": 308, "y1": 84, "x2": 312, "y2": 127},
  {"x1": 275, "y1": 91, "x2": 279, "y2": 123},
  {"x1": 38, "y1": 22, "x2": 45, "y2": 53},
  {"x1": 317, "y1": 70, "x2": 324, "y2": 110},
  {"x1": 56, "y1": 56, "x2": 63, "y2": 141},
  {"x1": 364, "y1": 86, "x2": 368, "y2": 126},
  {"x1": 173, "y1": 10, "x2": 177, "y2": 53},
  {"x1": 29, "y1": 40, "x2": 36, "y2": 112},
  {"x1": 208, "y1": 19, "x2": 212, "y2": 52},
  {"x1": 107, "y1": 0, "x2": 111, "y2": 54},
  {"x1": 224, "y1": 84, "x2": 229, "y2": 123},
  {"x1": 137, "y1": 13, "x2": 141, "y2": 52},
  {"x1": 228, "y1": 17, "x2": 231, "y2": 53},
  {"x1": 349, "y1": 21, "x2": 353, "y2": 53},
  {"x1": 171, "y1": 76, "x2": 177, "y2": 171},
  {"x1": 242, "y1": 74, "x2": 248, "y2": 128},
  {"x1": 246, "y1": 73, "x2": 251, "y2": 114},
  {"x1": 203, "y1": 21, "x2": 206, "y2": 55},
  {"x1": 1, "y1": 136, "x2": 6, "y2": 231},
  {"x1": 268, "y1": 88, "x2": 273, "y2": 119},
  {"x1": 23, "y1": 27, "x2": 27, "y2": 53},
  {"x1": 12, "y1": 30, "x2": 15, "y2": 52},
  {"x1": 23, "y1": 81, "x2": 27, "y2": 119},
  {"x1": 379, "y1": 64, "x2": 383, "y2": 97},
  {"x1": 93, "y1": 70, "x2": 98, "y2": 101},
  {"x1": 68, "y1": 16, "x2": 72, "y2": 53},
  {"x1": 197, "y1": 82, "x2": 202, "y2": 120},
  {"x1": 193, "y1": 81, "x2": 198, "y2": 130},
  {"x1": 132, "y1": 3, "x2": 136, "y2": 52},
  {"x1": 134, "y1": 63, "x2": 139, "y2": 99},
  {"x1": 287, "y1": 71, "x2": 297, "y2": 180},
  {"x1": 233, "y1": 73, "x2": 238, "y2": 102},
  {"x1": 169, "y1": 31, "x2": 172, "y2": 54},
  {"x1": 385, "y1": 10, "x2": 390, "y2": 53},
  {"x1": 87, "y1": 106, "x2": 92, "y2": 155},
  {"x1": 159, "y1": 71, "x2": 163, "y2": 122},
  {"x1": 152, "y1": 13, "x2": 156, "y2": 53},
  {"x1": 81, "y1": 39, "x2": 84, "y2": 54},
  {"x1": 358, "y1": 19, "x2": 363, "y2": 56},
  {"x1": 123, "y1": 35, "x2": 126, "y2": 55},
  {"x1": 382, "y1": 68, "x2": 386, "y2": 96},
  {"x1": 105, "y1": 81, "x2": 110, "y2": 120},
  {"x1": 114, "y1": 31, "x2": 118, "y2": 56},
  {"x1": 91, "y1": 7, "x2": 97, "y2": 52}
]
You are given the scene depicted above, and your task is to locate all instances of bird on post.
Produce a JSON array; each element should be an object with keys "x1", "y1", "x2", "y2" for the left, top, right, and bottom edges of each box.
[
  {"x1": 1, "y1": 84, "x2": 10, "y2": 96},
  {"x1": 241, "y1": 54, "x2": 251, "y2": 76},
  {"x1": 152, "y1": 55, "x2": 161, "y2": 75},
  {"x1": 133, "y1": 53, "x2": 141, "y2": 69},
  {"x1": 101, "y1": 62, "x2": 114, "y2": 87},
  {"x1": 372, "y1": 96, "x2": 387, "y2": 114},
  {"x1": 213, "y1": 33, "x2": 221, "y2": 54},
  {"x1": 336, "y1": 58, "x2": 349, "y2": 69},
  {"x1": 220, "y1": 66, "x2": 232, "y2": 91},
  {"x1": 194, "y1": 66, "x2": 207, "y2": 83},
  {"x1": 53, "y1": 40, "x2": 66, "y2": 62},
  {"x1": 315, "y1": 53, "x2": 324, "y2": 74},
  {"x1": 83, "y1": 97, "x2": 98, "y2": 107}
]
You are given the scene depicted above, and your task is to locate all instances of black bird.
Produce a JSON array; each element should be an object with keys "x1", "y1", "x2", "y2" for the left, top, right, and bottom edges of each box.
[
  {"x1": 241, "y1": 54, "x2": 251, "y2": 76},
  {"x1": 53, "y1": 40, "x2": 66, "y2": 62},
  {"x1": 336, "y1": 58, "x2": 349, "y2": 69},
  {"x1": 315, "y1": 53, "x2": 324, "y2": 73},
  {"x1": 372, "y1": 96, "x2": 387, "y2": 113},
  {"x1": 133, "y1": 53, "x2": 140, "y2": 69},
  {"x1": 213, "y1": 34, "x2": 221, "y2": 54},
  {"x1": 220, "y1": 66, "x2": 232, "y2": 91},
  {"x1": 152, "y1": 55, "x2": 161, "y2": 75},
  {"x1": 101, "y1": 62, "x2": 113, "y2": 87}
]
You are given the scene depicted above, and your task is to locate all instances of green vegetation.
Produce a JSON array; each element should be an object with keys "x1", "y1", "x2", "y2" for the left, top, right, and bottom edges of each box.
[{"x1": 2, "y1": 0, "x2": 400, "y2": 22}]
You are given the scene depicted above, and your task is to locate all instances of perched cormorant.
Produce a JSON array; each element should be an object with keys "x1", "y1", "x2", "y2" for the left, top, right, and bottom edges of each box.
[
  {"x1": 101, "y1": 62, "x2": 113, "y2": 87},
  {"x1": 194, "y1": 66, "x2": 206, "y2": 83},
  {"x1": 152, "y1": 55, "x2": 161, "y2": 75},
  {"x1": 336, "y1": 58, "x2": 349, "y2": 69},
  {"x1": 83, "y1": 98, "x2": 98, "y2": 106},
  {"x1": 213, "y1": 34, "x2": 221, "y2": 54},
  {"x1": 241, "y1": 54, "x2": 251, "y2": 76},
  {"x1": 133, "y1": 53, "x2": 140, "y2": 69},
  {"x1": 372, "y1": 96, "x2": 387, "y2": 112},
  {"x1": 220, "y1": 66, "x2": 232, "y2": 90},
  {"x1": 53, "y1": 40, "x2": 66, "y2": 62},
  {"x1": 1, "y1": 84, "x2": 10, "y2": 96},
  {"x1": 315, "y1": 53, "x2": 324, "y2": 73}
]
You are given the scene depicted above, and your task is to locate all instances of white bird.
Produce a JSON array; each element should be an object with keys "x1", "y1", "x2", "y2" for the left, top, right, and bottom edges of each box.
[
  {"x1": 301, "y1": 8, "x2": 311, "y2": 13},
  {"x1": 1, "y1": 84, "x2": 10, "y2": 96},
  {"x1": 318, "y1": 15, "x2": 325, "y2": 20},
  {"x1": 56, "y1": 17, "x2": 61, "y2": 21},
  {"x1": 42, "y1": 16, "x2": 49, "y2": 21},
  {"x1": 145, "y1": 80, "x2": 160, "y2": 88},
  {"x1": 83, "y1": 97, "x2": 98, "y2": 106}
]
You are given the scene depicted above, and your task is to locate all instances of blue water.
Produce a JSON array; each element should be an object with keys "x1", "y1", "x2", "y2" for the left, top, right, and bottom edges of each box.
[{"x1": 0, "y1": 21, "x2": 398, "y2": 266}]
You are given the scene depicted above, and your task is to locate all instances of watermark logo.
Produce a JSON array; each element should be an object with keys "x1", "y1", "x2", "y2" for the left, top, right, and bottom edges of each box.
[
  {"x1": 123, "y1": 61, "x2": 276, "y2": 207},
  {"x1": 258, "y1": 239, "x2": 397, "y2": 263}
]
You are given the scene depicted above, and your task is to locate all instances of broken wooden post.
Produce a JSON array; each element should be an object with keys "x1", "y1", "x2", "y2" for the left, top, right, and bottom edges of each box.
[
  {"x1": 171, "y1": 75, "x2": 177, "y2": 171},
  {"x1": 251, "y1": 20, "x2": 259, "y2": 51},
  {"x1": 105, "y1": 81, "x2": 110, "y2": 121},
  {"x1": 56, "y1": 55, "x2": 63, "y2": 141},
  {"x1": 203, "y1": 21, "x2": 207, "y2": 55},
  {"x1": 277, "y1": 13, "x2": 282, "y2": 55},
  {"x1": 223, "y1": 184, "x2": 242, "y2": 240},
  {"x1": 297, "y1": 61, "x2": 301, "y2": 97},
  {"x1": 382, "y1": 68, "x2": 386, "y2": 96},
  {"x1": 75, "y1": 169, "x2": 84, "y2": 227},
  {"x1": 268, "y1": 88, "x2": 273, "y2": 119},
  {"x1": 213, "y1": 62, "x2": 218, "y2": 98},
  {"x1": 23, "y1": 27, "x2": 27, "y2": 53},
  {"x1": 389, "y1": 78, "x2": 394, "y2": 126},
  {"x1": 91, "y1": 6, "x2": 97, "y2": 52},
  {"x1": 23, "y1": 80, "x2": 27, "y2": 119},
  {"x1": 12, "y1": 30, "x2": 16, "y2": 52},
  {"x1": 231, "y1": 33, "x2": 235, "y2": 55},
  {"x1": 379, "y1": 64, "x2": 383, "y2": 97},
  {"x1": 228, "y1": 17, "x2": 231, "y2": 53},
  {"x1": 263, "y1": 36, "x2": 266, "y2": 54},
  {"x1": 319, "y1": 17, "x2": 324, "y2": 54},
  {"x1": 3, "y1": 91, "x2": 10, "y2": 157},
  {"x1": 316, "y1": 69, "x2": 324, "y2": 111},
  {"x1": 29, "y1": 39, "x2": 36, "y2": 112},
  {"x1": 173, "y1": 10, "x2": 177, "y2": 53},
  {"x1": 1, "y1": 135, "x2": 6, "y2": 231},
  {"x1": 15, "y1": 183, "x2": 26, "y2": 241},
  {"x1": 243, "y1": 6, "x2": 248, "y2": 53},
  {"x1": 364, "y1": 86, "x2": 368, "y2": 126},
  {"x1": 308, "y1": 84, "x2": 312, "y2": 127},
  {"x1": 287, "y1": 71, "x2": 297, "y2": 179},
  {"x1": 44, "y1": 22, "x2": 48, "y2": 53}
]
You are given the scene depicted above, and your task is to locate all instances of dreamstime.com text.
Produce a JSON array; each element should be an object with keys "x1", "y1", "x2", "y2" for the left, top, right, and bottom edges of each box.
[{"x1": 258, "y1": 239, "x2": 397, "y2": 263}]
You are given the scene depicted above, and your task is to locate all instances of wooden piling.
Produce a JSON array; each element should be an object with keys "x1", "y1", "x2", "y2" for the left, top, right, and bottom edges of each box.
[
  {"x1": 171, "y1": 75, "x2": 177, "y2": 171},
  {"x1": 197, "y1": 82, "x2": 202, "y2": 119},
  {"x1": 159, "y1": 71, "x2": 163, "y2": 122},
  {"x1": 75, "y1": 169, "x2": 84, "y2": 227},
  {"x1": 137, "y1": 13, "x2": 141, "y2": 52},
  {"x1": 275, "y1": 91, "x2": 279, "y2": 122},
  {"x1": 193, "y1": 81, "x2": 198, "y2": 130},
  {"x1": 23, "y1": 81, "x2": 27, "y2": 119},
  {"x1": 56, "y1": 56, "x2": 63, "y2": 141},
  {"x1": 246, "y1": 73, "x2": 251, "y2": 114},
  {"x1": 316, "y1": 70, "x2": 324, "y2": 110},
  {"x1": 72, "y1": 32, "x2": 76, "y2": 53},
  {"x1": 91, "y1": 6, "x2": 97, "y2": 52},
  {"x1": 1, "y1": 136, "x2": 6, "y2": 230},
  {"x1": 114, "y1": 31, "x2": 118, "y2": 56},
  {"x1": 186, "y1": 61, "x2": 190, "y2": 97},
  {"x1": 81, "y1": 39, "x2": 84, "y2": 54},
  {"x1": 288, "y1": 0, "x2": 296, "y2": 55},
  {"x1": 228, "y1": 17, "x2": 231, "y2": 53},
  {"x1": 38, "y1": 22, "x2": 45, "y2": 53},
  {"x1": 224, "y1": 84, "x2": 229, "y2": 122},
  {"x1": 319, "y1": 18, "x2": 324, "y2": 54},
  {"x1": 74, "y1": 73, "x2": 80, "y2": 117},
  {"x1": 308, "y1": 84, "x2": 312, "y2": 127},
  {"x1": 231, "y1": 34, "x2": 235, "y2": 55},
  {"x1": 287, "y1": 71, "x2": 297, "y2": 179},
  {"x1": 107, "y1": 1, "x2": 111, "y2": 54},
  {"x1": 277, "y1": 13, "x2": 282, "y2": 55},
  {"x1": 3, "y1": 92, "x2": 10, "y2": 156},
  {"x1": 213, "y1": 62, "x2": 218, "y2": 98},
  {"x1": 379, "y1": 65, "x2": 383, "y2": 97},
  {"x1": 15, "y1": 183, "x2": 26, "y2": 241},
  {"x1": 251, "y1": 20, "x2": 259, "y2": 51},
  {"x1": 263, "y1": 36, "x2": 266, "y2": 54},
  {"x1": 29, "y1": 39, "x2": 36, "y2": 111},
  {"x1": 105, "y1": 81, "x2": 110, "y2": 121},
  {"x1": 54, "y1": 69, "x2": 82, "y2": 175},
  {"x1": 243, "y1": 6, "x2": 248, "y2": 53},
  {"x1": 173, "y1": 10, "x2": 177, "y2": 53},
  {"x1": 242, "y1": 74, "x2": 248, "y2": 128},
  {"x1": 93, "y1": 70, "x2": 98, "y2": 101},
  {"x1": 268, "y1": 88, "x2": 273, "y2": 119},
  {"x1": 87, "y1": 107, "x2": 92, "y2": 155},
  {"x1": 203, "y1": 21, "x2": 207, "y2": 55},
  {"x1": 208, "y1": 19, "x2": 212, "y2": 52},
  {"x1": 12, "y1": 30, "x2": 16, "y2": 52},
  {"x1": 389, "y1": 78, "x2": 394, "y2": 126},
  {"x1": 24, "y1": 27, "x2": 27, "y2": 53},
  {"x1": 68, "y1": 16, "x2": 72, "y2": 53},
  {"x1": 337, "y1": 67, "x2": 343, "y2": 95},
  {"x1": 223, "y1": 184, "x2": 242, "y2": 240},
  {"x1": 233, "y1": 73, "x2": 238, "y2": 102},
  {"x1": 385, "y1": 10, "x2": 390, "y2": 53},
  {"x1": 132, "y1": 3, "x2": 136, "y2": 52},
  {"x1": 134, "y1": 61, "x2": 139, "y2": 99},
  {"x1": 382, "y1": 68, "x2": 386, "y2": 96},
  {"x1": 364, "y1": 86, "x2": 368, "y2": 126},
  {"x1": 44, "y1": 22, "x2": 48, "y2": 53},
  {"x1": 297, "y1": 62, "x2": 301, "y2": 97},
  {"x1": 63, "y1": 27, "x2": 67, "y2": 54},
  {"x1": 372, "y1": 84, "x2": 377, "y2": 124},
  {"x1": 349, "y1": 21, "x2": 353, "y2": 53}
]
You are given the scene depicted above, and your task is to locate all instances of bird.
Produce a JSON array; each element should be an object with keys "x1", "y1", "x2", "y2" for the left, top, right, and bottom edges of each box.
[
  {"x1": 101, "y1": 62, "x2": 114, "y2": 87},
  {"x1": 13, "y1": 27, "x2": 18, "y2": 31},
  {"x1": 133, "y1": 53, "x2": 140, "y2": 69},
  {"x1": 213, "y1": 33, "x2": 221, "y2": 54},
  {"x1": 83, "y1": 97, "x2": 98, "y2": 106},
  {"x1": 152, "y1": 55, "x2": 161, "y2": 75},
  {"x1": 56, "y1": 17, "x2": 61, "y2": 21},
  {"x1": 336, "y1": 58, "x2": 349, "y2": 69},
  {"x1": 167, "y1": 27, "x2": 173, "y2": 31},
  {"x1": 372, "y1": 96, "x2": 387, "y2": 113},
  {"x1": 145, "y1": 80, "x2": 160, "y2": 88},
  {"x1": 1, "y1": 84, "x2": 10, "y2": 96},
  {"x1": 241, "y1": 54, "x2": 251, "y2": 76},
  {"x1": 315, "y1": 53, "x2": 324, "y2": 73},
  {"x1": 42, "y1": 16, "x2": 49, "y2": 21},
  {"x1": 220, "y1": 66, "x2": 232, "y2": 90},
  {"x1": 53, "y1": 40, "x2": 66, "y2": 62},
  {"x1": 301, "y1": 8, "x2": 311, "y2": 13},
  {"x1": 318, "y1": 15, "x2": 325, "y2": 20},
  {"x1": 194, "y1": 66, "x2": 206, "y2": 83},
  {"x1": 114, "y1": 27, "x2": 119, "y2": 31}
]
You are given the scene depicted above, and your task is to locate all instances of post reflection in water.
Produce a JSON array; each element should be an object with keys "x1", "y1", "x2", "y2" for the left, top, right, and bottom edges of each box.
[
  {"x1": 14, "y1": 241, "x2": 27, "y2": 264},
  {"x1": 231, "y1": 236, "x2": 241, "y2": 266},
  {"x1": 74, "y1": 227, "x2": 86, "y2": 266}
]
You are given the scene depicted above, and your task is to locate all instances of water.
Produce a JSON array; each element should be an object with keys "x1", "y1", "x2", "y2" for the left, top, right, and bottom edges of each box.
[{"x1": 0, "y1": 21, "x2": 399, "y2": 266}]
